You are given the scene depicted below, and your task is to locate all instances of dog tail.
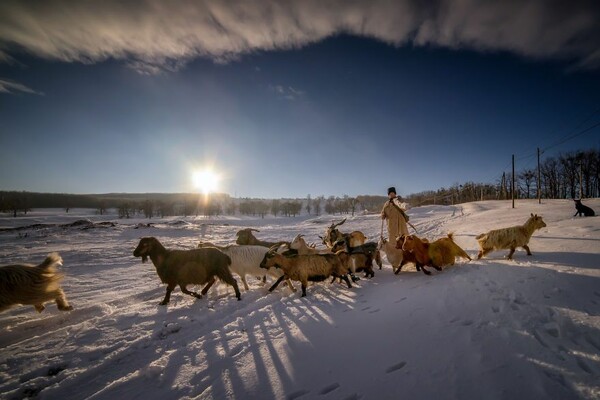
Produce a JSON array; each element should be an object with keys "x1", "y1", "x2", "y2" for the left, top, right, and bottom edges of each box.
[{"x1": 37, "y1": 253, "x2": 63, "y2": 270}]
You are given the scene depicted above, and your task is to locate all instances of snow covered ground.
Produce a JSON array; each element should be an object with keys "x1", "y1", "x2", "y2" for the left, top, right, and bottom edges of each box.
[{"x1": 1, "y1": 199, "x2": 599, "y2": 400}]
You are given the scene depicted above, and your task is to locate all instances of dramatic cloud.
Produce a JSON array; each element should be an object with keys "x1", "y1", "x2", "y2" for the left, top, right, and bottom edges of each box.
[
  {"x1": 0, "y1": 0, "x2": 598, "y2": 73},
  {"x1": 0, "y1": 78, "x2": 44, "y2": 95}
]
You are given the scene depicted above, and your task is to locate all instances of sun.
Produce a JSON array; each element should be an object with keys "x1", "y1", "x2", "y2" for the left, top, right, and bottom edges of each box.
[{"x1": 192, "y1": 169, "x2": 219, "y2": 194}]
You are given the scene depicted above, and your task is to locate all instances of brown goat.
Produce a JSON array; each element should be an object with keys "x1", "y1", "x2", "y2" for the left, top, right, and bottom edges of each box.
[
  {"x1": 400, "y1": 234, "x2": 471, "y2": 275},
  {"x1": 0, "y1": 253, "x2": 73, "y2": 313},
  {"x1": 133, "y1": 237, "x2": 241, "y2": 305}
]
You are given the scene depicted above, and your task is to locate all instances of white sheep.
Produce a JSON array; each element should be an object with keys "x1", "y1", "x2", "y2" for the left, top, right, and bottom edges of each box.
[
  {"x1": 199, "y1": 243, "x2": 295, "y2": 292},
  {"x1": 133, "y1": 237, "x2": 241, "y2": 305},
  {"x1": 476, "y1": 214, "x2": 547, "y2": 260},
  {"x1": 260, "y1": 250, "x2": 352, "y2": 297}
]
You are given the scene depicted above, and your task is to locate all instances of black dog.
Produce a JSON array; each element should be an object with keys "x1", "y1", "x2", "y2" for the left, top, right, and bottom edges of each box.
[{"x1": 574, "y1": 199, "x2": 595, "y2": 217}]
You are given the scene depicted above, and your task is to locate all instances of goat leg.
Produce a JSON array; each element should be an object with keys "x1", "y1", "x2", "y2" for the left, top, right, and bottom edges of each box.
[
  {"x1": 506, "y1": 247, "x2": 516, "y2": 260},
  {"x1": 523, "y1": 245, "x2": 532, "y2": 256},
  {"x1": 160, "y1": 284, "x2": 176, "y2": 305},
  {"x1": 201, "y1": 277, "x2": 216, "y2": 296},
  {"x1": 432, "y1": 264, "x2": 443, "y2": 271},
  {"x1": 55, "y1": 289, "x2": 73, "y2": 311},
  {"x1": 268, "y1": 275, "x2": 286, "y2": 292},
  {"x1": 341, "y1": 274, "x2": 353, "y2": 289},
  {"x1": 375, "y1": 251, "x2": 383, "y2": 270},
  {"x1": 180, "y1": 284, "x2": 202, "y2": 299},
  {"x1": 418, "y1": 264, "x2": 432, "y2": 275}
]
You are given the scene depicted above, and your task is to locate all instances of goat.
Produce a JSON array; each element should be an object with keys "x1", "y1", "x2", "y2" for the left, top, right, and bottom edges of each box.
[
  {"x1": 476, "y1": 214, "x2": 546, "y2": 259},
  {"x1": 260, "y1": 249, "x2": 352, "y2": 297},
  {"x1": 574, "y1": 199, "x2": 595, "y2": 217},
  {"x1": 401, "y1": 234, "x2": 471, "y2": 275},
  {"x1": 378, "y1": 236, "x2": 409, "y2": 273},
  {"x1": 391, "y1": 234, "x2": 424, "y2": 273},
  {"x1": 0, "y1": 253, "x2": 73, "y2": 313},
  {"x1": 133, "y1": 237, "x2": 241, "y2": 305},
  {"x1": 198, "y1": 242, "x2": 295, "y2": 292},
  {"x1": 235, "y1": 228, "x2": 289, "y2": 248},
  {"x1": 290, "y1": 234, "x2": 327, "y2": 255},
  {"x1": 335, "y1": 250, "x2": 374, "y2": 279},
  {"x1": 319, "y1": 218, "x2": 367, "y2": 249}
]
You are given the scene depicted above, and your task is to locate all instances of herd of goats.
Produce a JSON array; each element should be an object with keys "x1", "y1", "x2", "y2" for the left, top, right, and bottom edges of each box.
[{"x1": 0, "y1": 213, "x2": 548, "y2": 313}]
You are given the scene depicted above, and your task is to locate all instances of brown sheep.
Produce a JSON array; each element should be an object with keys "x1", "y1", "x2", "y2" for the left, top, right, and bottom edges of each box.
[
  {"x1": 0, "y1": 253, "x2": 73, "y2": 313},
  {"x1": 401, "y1": 234, "x2": 471, "y2": 275},
  {"x1": 133, "y1": 237, "x2": 241, "y2": 305}
]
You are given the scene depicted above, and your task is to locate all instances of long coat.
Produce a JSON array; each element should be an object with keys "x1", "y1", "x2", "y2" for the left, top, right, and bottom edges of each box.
[{"x1": 382, "y1": 198, "x2": 409, "y2": 240}]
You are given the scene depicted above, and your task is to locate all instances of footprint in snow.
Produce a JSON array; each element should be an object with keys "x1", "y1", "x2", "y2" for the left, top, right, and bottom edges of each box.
[
  {"x1": 461, "y1": 320, "x2": 474, "y2": 326},
  {"x1": 449, "y1": 317, "x2": 460, "y2": 324},
  {"x1": 287, "y1": 389, "x2": 310, "y2": 400},
  {"x1": 576, "y1": 358, "x2": 592, "y2": 374},
  {"x1": 319, "y1": 383, "x2": 340, "y2": 395},
  {"x1": 361, "y1": 306, "x2": 371, "y2": 311},
  {"x1": 394, "y1": 297, "x2": 407, "y2": 303},
  {"x1": 368, "y1": 309, "x2": 381, "y2": 314},
  {"x1": 386, "y1": 361, "x2": 407, "y2": 373}
]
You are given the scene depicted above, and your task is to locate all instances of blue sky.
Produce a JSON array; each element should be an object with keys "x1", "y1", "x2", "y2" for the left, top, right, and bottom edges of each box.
[{"x1": 1, "y1": 1, "x2": 599, "y2": 198}]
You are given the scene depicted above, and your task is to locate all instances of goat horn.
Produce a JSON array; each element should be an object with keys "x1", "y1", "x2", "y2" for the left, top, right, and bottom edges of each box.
[{"x1": 330, "y1": 218, "x2": 347, "y2": 229}]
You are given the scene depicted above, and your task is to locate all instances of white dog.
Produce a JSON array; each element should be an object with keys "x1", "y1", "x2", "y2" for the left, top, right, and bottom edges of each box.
[{"x1": 0, "y1": 253, "x2": 73, "y2": 313}]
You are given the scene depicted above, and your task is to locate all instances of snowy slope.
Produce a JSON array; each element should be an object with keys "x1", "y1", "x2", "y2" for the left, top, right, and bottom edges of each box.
[{"x1": 0, "y1": 199, "x2": 599, "y2": 400}]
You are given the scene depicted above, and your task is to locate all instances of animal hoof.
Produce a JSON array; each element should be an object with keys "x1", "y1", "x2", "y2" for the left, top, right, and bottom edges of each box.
[{"x1": 59, "y1": 305, "x2": 74, "y2": 311}]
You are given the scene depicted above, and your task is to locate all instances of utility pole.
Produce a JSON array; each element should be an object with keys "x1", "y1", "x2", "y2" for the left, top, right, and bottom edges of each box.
[
  {"x1": 537, "y1": 148, "x2": 541, "y2": 204},
  {"x1": 512, "y1": 154, "x2": 515, "y2": 209},
  {"x1": 580, "y1": 162, "x2": 584, "y2": 199}
]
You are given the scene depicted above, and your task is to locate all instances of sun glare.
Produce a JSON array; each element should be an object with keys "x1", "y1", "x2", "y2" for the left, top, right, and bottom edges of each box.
[{"x1": 192, "y1": 169, "x2": 219, "y2": 194}]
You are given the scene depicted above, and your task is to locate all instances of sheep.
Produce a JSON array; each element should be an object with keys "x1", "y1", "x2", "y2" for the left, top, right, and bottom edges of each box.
[
  {"x1": 260, "y1": 249, "x2": 352, "y2": 297},
  {"x1": 133, "y1": 237, "x2": 241, "y2": 305},
  {"x1": 0, "y1": 253, "x2": 73, "y2": 313},
  {"x1": 235, "y1": 228, "x2": 289, "y2": 248},
  {"x1": 197, "y1": 242, "x2": 296, "y2": 292},
  {"x1": 401, "y1": 234, "x2": 472, "y2": 275},
  {"x1": 476, "y1": 214, "x2": 547, "y2": 259}
]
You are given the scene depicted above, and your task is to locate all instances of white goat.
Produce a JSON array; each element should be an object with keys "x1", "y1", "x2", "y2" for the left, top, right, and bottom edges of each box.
[
  {"x1": 377, "y1": 237, "x2": 405, "y2": 273},
  {"x1": 260, "y1": 250, "x2": 352, "y2": 297},
  {"x1": 290, "y1": 234, "x2": 329, "y2": 255},
  {"x1": 198, "y1": 243, "x2": 295, "y2": 292},
  {"x1": 476, "y1": 214, "x2": 547, "y2": 260}
]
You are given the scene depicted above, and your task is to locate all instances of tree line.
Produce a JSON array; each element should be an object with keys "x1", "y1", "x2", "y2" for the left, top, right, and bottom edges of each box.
[
  {"x1": 2, "y1": 148, "x2": 597, "y2": 217},
  {"x1": 405, "y1": 148, "x2": 600, "y2": 206}
]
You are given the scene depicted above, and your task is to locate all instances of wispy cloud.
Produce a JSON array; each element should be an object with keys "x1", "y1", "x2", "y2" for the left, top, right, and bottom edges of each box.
[
  {"x1": 0, "y1": 0, "x2": 598, "y2": 73},
  {"x1": 0, "y1": 78, "x2": 44, "y2": 95},
  {"x1": 270, "y1": 84, "x2": 305, "y2": 101}
]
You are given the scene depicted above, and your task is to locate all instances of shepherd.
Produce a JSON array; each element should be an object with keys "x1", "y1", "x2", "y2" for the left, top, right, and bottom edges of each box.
[{"x1": 381, "y1": 186, "x2": 409, "y2": 240}]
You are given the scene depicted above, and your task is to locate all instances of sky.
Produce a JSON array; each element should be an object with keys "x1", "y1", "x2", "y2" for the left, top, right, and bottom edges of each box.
[{"x1": 1, "y1": 0, "x2": 599, "y2": 199}]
